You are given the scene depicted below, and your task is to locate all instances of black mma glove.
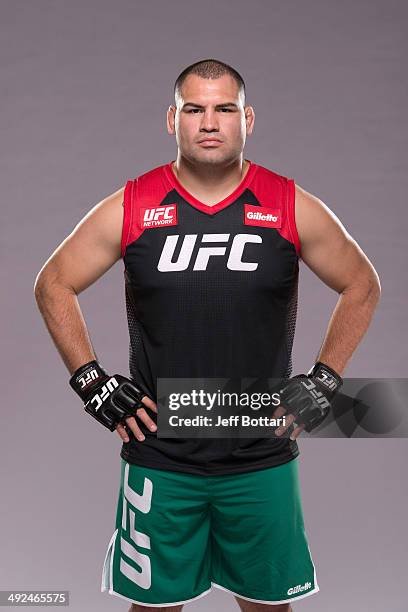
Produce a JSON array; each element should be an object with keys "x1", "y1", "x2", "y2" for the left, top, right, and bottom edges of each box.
[
  {"x1": 279, "y1": 361, "x2": 343, "y2": 432},
  {"x1": 69, "y1": 360, "x2": 146, "y2": 431}
]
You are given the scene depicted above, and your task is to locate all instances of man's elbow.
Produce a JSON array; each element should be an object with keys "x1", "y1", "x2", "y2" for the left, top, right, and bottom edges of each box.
[
  {"x1": 341, "y1": 264, "x2": 381, "y2": 305},
  {"x1": 366, "y1": 275, "x2": 381, "y2": 307},
  {"x1": 33, "y1": 270, "x2": 50, "y2": 306},
  {"x1": 350, "y1": 269, "x2": 381, "y2": 307},
  {"x1": 33, "y1": 266, "x2": 61, "y2": 304},
  {"x1": 34, "y1": 270, "x2": 44, "y2": 297},
  {"x1": 367, "y1": 263, "x2": 381, "y2": 301}
]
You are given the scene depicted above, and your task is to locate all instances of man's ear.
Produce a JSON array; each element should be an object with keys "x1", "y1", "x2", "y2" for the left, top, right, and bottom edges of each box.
[
  {"x1": 167, "y1": 105, "x2": 176, "y2": 135},
  {"x1": 244, "y1": 105, "x2": 255, "y2": 135}
]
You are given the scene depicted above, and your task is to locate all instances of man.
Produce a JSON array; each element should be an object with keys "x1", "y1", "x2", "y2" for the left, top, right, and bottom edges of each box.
[{"x1": 34, "y1": 59, "x2": 381, "y2": 611}]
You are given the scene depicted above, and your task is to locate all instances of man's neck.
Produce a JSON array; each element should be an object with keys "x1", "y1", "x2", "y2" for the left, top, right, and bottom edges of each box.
[{"x1": 171, "y1": 156, "x2": 250, "y2": 207}]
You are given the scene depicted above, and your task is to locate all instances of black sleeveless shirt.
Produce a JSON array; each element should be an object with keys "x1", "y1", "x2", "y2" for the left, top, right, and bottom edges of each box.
[{"x1": 120, "y1": 160, "x2": 300, "y2": 475}]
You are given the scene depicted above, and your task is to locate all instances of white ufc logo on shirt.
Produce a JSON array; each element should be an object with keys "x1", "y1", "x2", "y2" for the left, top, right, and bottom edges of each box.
[
  {"x1": 157, "y1": 233, "x2": 263, "y2": 272},
  {"x1": 140, "y1": 204, "x2": 178, "y2": 228}
]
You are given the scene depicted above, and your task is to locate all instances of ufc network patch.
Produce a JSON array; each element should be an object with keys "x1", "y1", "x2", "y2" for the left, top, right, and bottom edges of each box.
[
  {"x1": 244, "y1": 204, "x2": 282, "y2": 228},
  {"x1": 140, "y1": 204, "x2": 178, "y2": 228}
]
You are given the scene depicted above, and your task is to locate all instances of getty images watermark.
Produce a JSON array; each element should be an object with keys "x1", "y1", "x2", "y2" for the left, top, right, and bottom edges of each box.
[{"x1": 156, "y1": 377, "x2": 408, "y2": 438}]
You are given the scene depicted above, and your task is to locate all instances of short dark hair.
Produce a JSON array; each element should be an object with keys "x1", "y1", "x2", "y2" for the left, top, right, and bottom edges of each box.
[{"x1": 174, "y1": 59, "x2": 246, "y2": 105}]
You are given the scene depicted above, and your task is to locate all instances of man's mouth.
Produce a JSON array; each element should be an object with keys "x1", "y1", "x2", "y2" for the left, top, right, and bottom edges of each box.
[{"x1": 197, "y1": 138, "x2": 223, "y2": 146}]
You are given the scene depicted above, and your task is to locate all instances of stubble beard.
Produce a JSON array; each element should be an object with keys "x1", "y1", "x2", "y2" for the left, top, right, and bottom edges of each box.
[{"x1": 183, "y1": 144, "x2": 243, "y2": 170}]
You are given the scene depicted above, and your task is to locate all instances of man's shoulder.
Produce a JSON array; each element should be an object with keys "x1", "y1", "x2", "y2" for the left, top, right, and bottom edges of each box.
[
  {"x1": 126, "y1": 161, "x2": 170, "y2": 185},
  {"x1": 123, "y1": 162, "x2": 173, "y2": 206},
  {"x1": 249, "y1": 162, "x2": 294, "y2": 202},
  {"x1": 251, "y1": 160, "x2": 292, "y2": 184}
]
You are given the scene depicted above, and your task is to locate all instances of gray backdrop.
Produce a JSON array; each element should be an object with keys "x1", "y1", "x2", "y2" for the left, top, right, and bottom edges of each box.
[{"x1": 1, "y1": 0, "x2": 407, "y2": 610}]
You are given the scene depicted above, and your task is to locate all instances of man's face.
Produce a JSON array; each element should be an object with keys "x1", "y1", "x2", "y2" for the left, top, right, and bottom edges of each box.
[{"x1": 167, "y1": 73, "x2": 255, "y2": 167}]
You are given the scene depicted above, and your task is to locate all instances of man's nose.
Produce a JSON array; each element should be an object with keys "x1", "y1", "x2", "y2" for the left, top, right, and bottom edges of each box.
[{"x1": 200, "y1": 109, "x2": 219, "y2": 132}]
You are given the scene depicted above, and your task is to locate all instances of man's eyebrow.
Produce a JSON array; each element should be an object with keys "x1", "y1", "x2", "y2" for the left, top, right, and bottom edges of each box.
[{"x1": 182, "y1": 102, "x2": 239, "y2": 109}]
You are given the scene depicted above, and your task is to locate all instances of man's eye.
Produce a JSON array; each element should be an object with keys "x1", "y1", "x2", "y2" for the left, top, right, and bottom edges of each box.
[{"x1": 186, "y1": 108, "x2": 232, "y2": 113}]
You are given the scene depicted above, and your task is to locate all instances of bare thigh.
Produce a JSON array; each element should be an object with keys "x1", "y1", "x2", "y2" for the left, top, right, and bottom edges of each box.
[{"x1": 234, "y1": 596, "x2": 291, "y2": 612}]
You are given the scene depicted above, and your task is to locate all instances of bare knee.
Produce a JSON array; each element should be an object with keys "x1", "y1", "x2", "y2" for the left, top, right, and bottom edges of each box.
[
  {"x1": 235, "y1": 597, "x2": 291, "y2": 612},
  {"x1": 129, "y1": 605, "x2": 183, "y2": 612}
]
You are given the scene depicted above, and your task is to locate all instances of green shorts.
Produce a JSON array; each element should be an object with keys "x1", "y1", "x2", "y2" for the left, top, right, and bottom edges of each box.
[{"x1": 101, "y1": 457, "x2": 318, "y2": 606}]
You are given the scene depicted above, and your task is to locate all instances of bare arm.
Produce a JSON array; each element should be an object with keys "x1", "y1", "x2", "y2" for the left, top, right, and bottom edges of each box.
[
  {"x1": 34, "y1": 186, "x2": 157, "y2": 442},
  {"x1": 274, "y1": 185, "x2": 381, "y2": 440},
  {"x1": 33, "y1": 186, "x2": 125, "y2": 374},
  {"x1": 295, "y1": 184, "x2": 381, "y2": 376}
]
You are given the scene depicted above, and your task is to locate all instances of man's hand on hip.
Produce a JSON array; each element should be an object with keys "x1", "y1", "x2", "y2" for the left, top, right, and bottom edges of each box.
[
  {"x1": 116, "y1": 395, "x2": 157, "y2": 443},
  {"x1": 69, "y1": 360, "x2": 157, "y2": 443},
  {"x1": 273, "y1": 362, "x2": 343, "y2": 440}
]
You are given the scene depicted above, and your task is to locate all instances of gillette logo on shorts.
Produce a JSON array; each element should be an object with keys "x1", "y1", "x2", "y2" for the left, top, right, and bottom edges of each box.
[
  {"x1": 244, "y1": 204, "x2": 282, "y2": 228},
  {"x1": 287, "y1": 581, "x2": 312, "y2": 595},
  {"x1": 140, "y1": 204, "x2": 178, "y2": 228}
]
